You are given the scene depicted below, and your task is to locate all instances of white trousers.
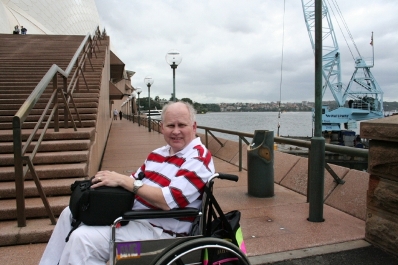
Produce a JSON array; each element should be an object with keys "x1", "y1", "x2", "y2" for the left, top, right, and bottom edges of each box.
[{"x1": 39, "y1": 207, "x2": 172, "y2": 265}]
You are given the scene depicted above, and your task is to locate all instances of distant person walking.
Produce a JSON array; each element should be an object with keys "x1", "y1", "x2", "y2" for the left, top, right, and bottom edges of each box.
[
  {"x1": 21, "y1": 26, "x2": 27, "y2": 35},
  {"x1": 113, "y1": 109, "x2": 118, "y2": 120},
  {"x1": 119, "y1": 110, "x2": 123, "y2": 120},
  {"x1": 13, "y1": 25, "x2": 19, "y2": 34}
]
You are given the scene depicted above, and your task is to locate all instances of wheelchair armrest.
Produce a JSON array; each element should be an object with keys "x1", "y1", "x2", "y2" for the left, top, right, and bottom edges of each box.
[{"x1": 122, "y1": 207, "x2": 200, "y2": 220}]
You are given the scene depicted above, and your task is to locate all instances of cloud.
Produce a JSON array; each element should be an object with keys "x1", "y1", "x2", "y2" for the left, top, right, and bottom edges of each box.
[{"x1": 95, "y1": 0, "x2": 398, "y2": 103}]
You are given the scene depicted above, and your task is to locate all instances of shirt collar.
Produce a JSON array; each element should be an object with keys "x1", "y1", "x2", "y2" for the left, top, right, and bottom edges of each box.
[{"x1": 162, "y1": 137, "x2": 201, "y2": 157}]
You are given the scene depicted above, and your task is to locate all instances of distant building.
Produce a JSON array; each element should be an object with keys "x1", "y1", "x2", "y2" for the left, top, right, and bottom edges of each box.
[{"x1": 0, "y1": 0, "x2": 100, "y2": 35}]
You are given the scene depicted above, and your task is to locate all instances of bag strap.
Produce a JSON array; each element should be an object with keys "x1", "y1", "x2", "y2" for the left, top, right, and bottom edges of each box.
[
  {"x1": 203, "y1": 186, "x2": 234, "y2": 238},
  {"x1": 66, "y1": 180, "x2": 91, "y2": 242},
  {"x1": 65, "y1": 219, "x2": 82, "y2": 242}
]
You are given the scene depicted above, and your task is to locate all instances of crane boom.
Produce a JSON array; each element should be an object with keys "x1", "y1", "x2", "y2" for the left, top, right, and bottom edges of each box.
[{"x1": 301, "y1": 0, "x2": 384, "y2": 134}]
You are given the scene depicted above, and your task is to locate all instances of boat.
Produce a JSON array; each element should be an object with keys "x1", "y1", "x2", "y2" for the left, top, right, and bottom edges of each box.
[{"x1": 140, "y1": 109, "x2": 162, "y2": 120}]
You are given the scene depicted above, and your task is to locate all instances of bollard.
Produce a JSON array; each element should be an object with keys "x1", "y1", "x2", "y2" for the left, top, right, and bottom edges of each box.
[{"x1": 247, "y1": 130, "x2": 274, "y2": 197}]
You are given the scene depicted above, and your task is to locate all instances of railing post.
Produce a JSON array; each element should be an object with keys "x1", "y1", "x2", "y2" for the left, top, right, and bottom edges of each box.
[
  {"x1": 13, "y1": 117, "x2": 26, "y2": 227},
  {"x1": 63, "y1": 77, "x2": 68, "y2": 129},
  {"x1": 76, "y1": 58, "x2": 80, "y2": 92},
  {"x1": 53, "y1": 74, "x2": 59, "y2": 132},
  {"x1": 239, "y1": 137, "x2": 242, "y2": 171},
  {"x1": 308, "y1": 0, "x2": 325, "y2": 222},
  {"x1": 205, "y1": 129, "x2": 208, "y2": 147}
]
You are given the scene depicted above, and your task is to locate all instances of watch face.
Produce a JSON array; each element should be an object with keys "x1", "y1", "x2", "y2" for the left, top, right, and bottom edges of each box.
[
  {"x1": 133, "y1": 180, "x2": 143, "y2": 193},
  {"x1": 135, "y1": 180, "x2": 143, "y2": 187}
]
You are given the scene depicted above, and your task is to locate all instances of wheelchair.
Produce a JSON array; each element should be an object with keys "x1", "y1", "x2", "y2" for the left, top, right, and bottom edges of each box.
[{"x1": 109, "y1": 173, "x2": 251, "y2": 265}]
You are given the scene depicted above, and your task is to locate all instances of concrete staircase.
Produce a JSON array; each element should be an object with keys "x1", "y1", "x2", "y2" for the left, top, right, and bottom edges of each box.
[{"x1": 0, "y1": 34, "x2": 108, "y2": 246}]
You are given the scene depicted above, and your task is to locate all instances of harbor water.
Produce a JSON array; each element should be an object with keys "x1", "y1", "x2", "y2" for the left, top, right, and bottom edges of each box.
[
  {"x1": 196, "y1": 111, "x2": 367, "y2": 171},
  {"x1": 196, "y1": 112, "x2": 314, "y2": 142},
  {"x1": 196, "y1": 111, "x2": 363, "y2": 141}
]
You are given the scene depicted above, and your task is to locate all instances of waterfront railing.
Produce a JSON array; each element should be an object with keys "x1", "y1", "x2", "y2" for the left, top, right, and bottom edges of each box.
[
  {"x1": 130, "y1": 115, "x2": 368, "y2": 169},
  {"x1": 128, "y1": 114, "x2": 369, "y2": 200}
]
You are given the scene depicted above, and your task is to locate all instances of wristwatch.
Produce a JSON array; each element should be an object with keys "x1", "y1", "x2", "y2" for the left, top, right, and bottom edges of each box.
[{"x1": 132, "y1": 179, "x2": 144, "y2": 194}]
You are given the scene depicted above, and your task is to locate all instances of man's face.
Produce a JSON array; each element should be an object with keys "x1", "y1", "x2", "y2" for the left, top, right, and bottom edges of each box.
[{"x1": 161, "y1": 103, "x2": 197, "y2": 155}]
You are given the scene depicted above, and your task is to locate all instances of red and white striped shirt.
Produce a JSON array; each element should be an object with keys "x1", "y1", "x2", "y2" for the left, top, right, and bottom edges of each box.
[{"x1": 131, "y1": 137, "x2": 215, "y2": 234}]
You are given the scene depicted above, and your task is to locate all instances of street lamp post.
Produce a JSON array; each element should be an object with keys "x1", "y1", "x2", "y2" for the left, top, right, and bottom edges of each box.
[
  {"x1": 129, "y1": 92, "x2": 135, "y2": 121},
  {"x1": 144, "y1": 76, "x2": 154, "y2": 132},
  {"x1": 165, "y1": 49, "x2": 182, "y2": 102},
  {"x1": 137, "y1": 88, "x2": 142, "y2": 126}
]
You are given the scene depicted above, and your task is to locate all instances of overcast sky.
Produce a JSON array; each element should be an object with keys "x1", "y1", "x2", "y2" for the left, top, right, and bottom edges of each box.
[{"x1": 95, "y1": 0, "x2": 397, "y2": 104}]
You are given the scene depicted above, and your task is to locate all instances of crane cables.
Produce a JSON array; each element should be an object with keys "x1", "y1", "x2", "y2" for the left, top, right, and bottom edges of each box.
[
  {"x1": 277, "y1": 0, "x2": 286, "y2": 137},
  {"x1": 326, "y1": 0, "x2": 362, "y2": 60}
]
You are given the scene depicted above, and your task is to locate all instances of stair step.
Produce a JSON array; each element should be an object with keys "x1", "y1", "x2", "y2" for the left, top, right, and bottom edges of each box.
[
  {"x1": 0, "y1": 120, "x2": 97, "y2": 130},
  {"x1": 0, "y1": 196, "x2": 69, "y2": 221},
  {"x1": 0, "y1": 139, "x2": 91, "y2": 154},
  {"x1": 0, "y1": 150, "x2": 89, "y2": 166},
  {"x1": 0, "y1": 163, "x2": 88, "y2": 181},
  {"x1": 0, "y1": 97, "x2": 100, "y2": 106},
  {"x1": 0, "y1": 128, "x2": 95, "y2": 142},
  {"x1": 0, "y1": 178, "x2": 82, "y2": 199},
  {"x1": 0, "y1": 102, "x2": 98, "y2": 109},
  {"x1": 0, "y1": 114, "x2": 97, "y2": 123},
  {"x1": 0, "y1": 218, "x2": 57, "y2": 246},
  {"x1": 0, "y1": 107, "x2": 98, "y2": 116}
]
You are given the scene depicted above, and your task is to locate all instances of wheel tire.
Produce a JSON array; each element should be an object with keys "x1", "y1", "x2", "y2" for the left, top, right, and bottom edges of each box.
[{"x1": 152, "y1": 237, "x2": 250, "y2": 265}]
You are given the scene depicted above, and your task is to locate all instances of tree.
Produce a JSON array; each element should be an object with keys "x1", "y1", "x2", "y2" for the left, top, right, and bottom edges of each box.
[
  {"x1": 169, "y1": 93, "x2": 178, "y2": 102},
  {"x1": 180, "y1": 98, "x2": 193, "y2": 104},
  {"x1": 140, "y1": 97, "x2": 161, "y2": 110},
  {"x1": 204, "y1": 104, "x2": 221, "y2": 112}
]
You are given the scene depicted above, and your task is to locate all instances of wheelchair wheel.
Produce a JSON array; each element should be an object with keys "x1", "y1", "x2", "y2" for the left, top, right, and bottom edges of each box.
[{"x1": 151, "y1": 237, "x2": 250, "y2": 265}]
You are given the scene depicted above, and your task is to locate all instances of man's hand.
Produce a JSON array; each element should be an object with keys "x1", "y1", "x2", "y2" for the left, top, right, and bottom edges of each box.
[{"x1": 91, "y1": 170, "x2": 170, "y2": 210}]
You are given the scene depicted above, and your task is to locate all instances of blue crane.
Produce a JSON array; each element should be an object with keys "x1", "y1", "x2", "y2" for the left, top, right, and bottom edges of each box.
[{"x1": 301, "y1": 0, "x2": 383, "y2": 135}]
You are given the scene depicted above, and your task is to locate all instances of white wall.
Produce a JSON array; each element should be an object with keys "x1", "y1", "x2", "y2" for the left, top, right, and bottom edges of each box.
[{"x1": 0, "y1": 0, "x2": 100, "y2": 35}]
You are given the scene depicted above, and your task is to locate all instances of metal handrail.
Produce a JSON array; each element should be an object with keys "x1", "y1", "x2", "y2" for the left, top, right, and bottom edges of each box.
[
  {"x1": 127, "y1": 116, "x2": 368, "y2": 171},
  {"x1": 197, "y1": 126, "x2": 368, "y2": 172},
  {"x1": 198, "y1": 125, "x2": 368, "y2": 155},
  {"x1": 13, "y1": 26, "x2": 102, "y2": 227}
]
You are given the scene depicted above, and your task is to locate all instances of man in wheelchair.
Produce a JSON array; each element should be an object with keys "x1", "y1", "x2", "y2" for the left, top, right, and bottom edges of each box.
[{"x1": 39, "y1": 101, "x2": 215, "y2": 265}]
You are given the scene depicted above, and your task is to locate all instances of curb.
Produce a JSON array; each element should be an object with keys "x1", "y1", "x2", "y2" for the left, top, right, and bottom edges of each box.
[{"x1": 249, "y1": 239, "x2": 371, "y2": 264}]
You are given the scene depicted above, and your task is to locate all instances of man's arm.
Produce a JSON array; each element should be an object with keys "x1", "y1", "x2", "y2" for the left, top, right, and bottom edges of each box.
[
  {"x1": 90, "y1": 170, "x2": 170, "y2": 210},
  {"x1": 130, "y1": 184, "x2": 170, "y2": 210}
]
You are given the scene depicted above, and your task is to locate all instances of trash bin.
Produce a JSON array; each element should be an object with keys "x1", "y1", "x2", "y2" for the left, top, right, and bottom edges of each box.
[{"x1": 247, "y1": 130, "x2": 274, "y2": 197}]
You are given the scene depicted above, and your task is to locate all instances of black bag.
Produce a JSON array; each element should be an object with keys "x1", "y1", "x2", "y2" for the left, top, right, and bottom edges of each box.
[
  {"x1": 202, "y1": 186, "x2": 247, "y2": 264},
  {"x1": 65, "y1": 179, "x2": 135, "y2": 242}
]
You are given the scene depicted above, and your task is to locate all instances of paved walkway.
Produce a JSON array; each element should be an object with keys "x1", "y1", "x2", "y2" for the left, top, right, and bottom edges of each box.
[{"x1": 2, "y1": 118, "x2": 397, "y2": 264}]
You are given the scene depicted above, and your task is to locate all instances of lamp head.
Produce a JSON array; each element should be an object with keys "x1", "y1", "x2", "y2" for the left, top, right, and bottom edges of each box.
[
  {"x1": 165, "y1": 49, "x2": 182, "y2": 67},
  {"x1": 144, "y1": 76, "x2": 154, "y2": 87}
]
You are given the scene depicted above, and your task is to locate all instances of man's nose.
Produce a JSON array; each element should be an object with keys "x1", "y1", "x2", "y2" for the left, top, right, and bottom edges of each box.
[{"x1": 172, "y1": 127, "x2": 180, "y2": 134}]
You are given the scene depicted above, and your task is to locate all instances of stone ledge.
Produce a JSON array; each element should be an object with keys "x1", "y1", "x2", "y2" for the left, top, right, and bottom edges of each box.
[{"x1": 360, "y1": 115, "x2": 398, "y2": 142}]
